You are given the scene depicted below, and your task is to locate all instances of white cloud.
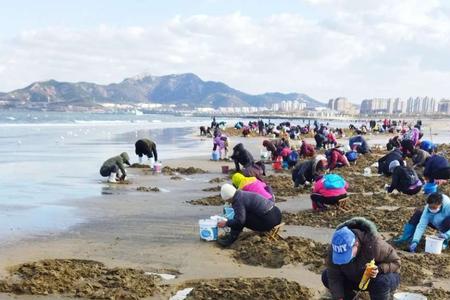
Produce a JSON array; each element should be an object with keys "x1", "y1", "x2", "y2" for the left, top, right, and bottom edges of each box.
[{"x1": 1, "y1": 3, "x2": 450, "y2": 102}]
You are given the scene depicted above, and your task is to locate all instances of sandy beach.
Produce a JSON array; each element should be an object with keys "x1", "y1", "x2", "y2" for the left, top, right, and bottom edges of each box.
[{"x1": 1, "y1": 121, "x2": 450, "y2": 299}]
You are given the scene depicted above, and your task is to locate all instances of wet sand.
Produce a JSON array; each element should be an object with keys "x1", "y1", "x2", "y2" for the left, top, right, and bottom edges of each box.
[{"x1": 1, "y1": 124, "x2": 449, "y2": 299}]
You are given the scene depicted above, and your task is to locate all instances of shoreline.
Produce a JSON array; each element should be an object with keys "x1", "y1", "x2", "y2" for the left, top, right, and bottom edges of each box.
[{"x1": 1, "y1": 122, "x2": 449, "y2": 299}]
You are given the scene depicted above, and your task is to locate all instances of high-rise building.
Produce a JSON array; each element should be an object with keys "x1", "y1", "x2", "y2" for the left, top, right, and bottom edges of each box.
[
  {"x1": 328, "y1": 97, "x2": 358, "y2": 115},
  {"x1": 438, "y1": 99, "x2": 450, "y2": 114},
  {"x1": 406, "y1": 97, "x2": 439, "y2": 114}
]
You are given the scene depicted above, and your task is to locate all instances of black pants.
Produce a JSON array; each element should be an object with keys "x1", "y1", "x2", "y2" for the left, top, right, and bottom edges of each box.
[
  {"x1": 229, "y1": 206, "x2": 282, "y2": 235},
  {"x1": 408, "y1": 209, "x2": 450, "y2": 232},
  {"x1": 399, "y1": 186, "x2": 422, "y2": 195},
  {"x1": 99, "y1": 165, "x2": 118, "y2": 177},
  {"x1": 311, "y1": 193, "x2": 347, "y2": 207},
  {"x1": 401, "y1": 140, "x2": 415, "y2": 157},
  {"x1": 430, "y1": 167, "x2": 450, "y2": 180},
  {"x1": 322, "y1": 269, "x2": 400, "y2": 300}
]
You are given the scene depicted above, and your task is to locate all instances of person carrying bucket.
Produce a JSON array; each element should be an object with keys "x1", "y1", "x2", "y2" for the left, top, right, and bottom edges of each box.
[
  {"x1": 310, "y1": 168, "x2": 348, "y2": 211},
  {"x1": 216, "y1": 184, "x2": 282, "y2": 247},
  {"x1": 135, "y1": 139, "x2": 158, "y2": 165},
  {"x1": 385, "y1": 161, "x2": 423, "y2": 195},
  {"x1": 99, "y1": 152, "x2": 131, "y2": 183},
  {"x1": 394, "y1": 192, "x2": 450, "y2": 252},
  {"x1": 212, "y1": 132, "x2": 228, "y2": 160},
  {"x1": 322, "y1": 217, "x2": 401, "y2": 300}
]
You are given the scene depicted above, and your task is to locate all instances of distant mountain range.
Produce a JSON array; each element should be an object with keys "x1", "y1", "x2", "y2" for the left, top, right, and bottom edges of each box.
[{"x1": 0, "y1": 73, "x2": 324, "y2": 109}]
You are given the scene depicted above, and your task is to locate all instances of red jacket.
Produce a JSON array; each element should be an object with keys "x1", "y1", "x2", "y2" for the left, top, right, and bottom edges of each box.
[
  {"x1": 328, "y1": 149, "x2": 349, "y2": 170},
  {"x1": 300, "y1": 142, "x2": 315, "y2": 157}
]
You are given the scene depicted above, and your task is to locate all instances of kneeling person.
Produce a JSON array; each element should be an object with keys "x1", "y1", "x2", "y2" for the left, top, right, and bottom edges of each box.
[
  {"x1": 310, "y1": 168, "x2": 348, "y2": 211},
  {"x1": 386, "y1": 160, "x2": 423, "y2": 195},
  {"x1": 217, "y1": 184, "x2": 282, "y2": 247},
  {"x1": 100, "y1": 152, "x2": 131, "y2": 183},
  {"x1": 323, "y1": 218, "x2": 401, "y2": 300}
]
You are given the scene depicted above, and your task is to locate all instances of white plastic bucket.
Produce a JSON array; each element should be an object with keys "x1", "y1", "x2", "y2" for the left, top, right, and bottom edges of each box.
[
  {"x1": 425, "y1": 235, "x2": 445, "y2": 254},
  {"x1": 363, "y1": 167, "x2": 372, "y2": 177},
  {"x1": 260, "y1": 150, "x2": 269, "y2": 160},
  {"x1": 154, "y1": 162, "x2": 162, "y2": 173},
  {"x1": 393, "y1": 292, "x2": 427, "y2": 300},
  {"x1": 198, "y1": 219, "x2": 218, "y2": 241}
]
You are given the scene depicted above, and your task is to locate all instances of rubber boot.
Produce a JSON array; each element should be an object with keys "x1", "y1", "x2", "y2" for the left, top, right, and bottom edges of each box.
[
  {"x1": 217, "y1": 231, "x2": 240, "y2": 247},
  {"x1": 108, "y1": 172, "x2": 117, "y2": 183},
  {"x1": 443, "y1": 239, "x2": 448, "y2": 250},
  {"x1": 393, "y1": 223, "x2": 415, "y2": 245}
]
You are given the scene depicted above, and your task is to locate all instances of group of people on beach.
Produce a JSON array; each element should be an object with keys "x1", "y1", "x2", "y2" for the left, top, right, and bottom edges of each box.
[
  {"x1": 97, "y1": 116, "x2": 449, "y2": 300},
  {"x1": 208, "y1": 117, "x2": 449, "y2": 300}
]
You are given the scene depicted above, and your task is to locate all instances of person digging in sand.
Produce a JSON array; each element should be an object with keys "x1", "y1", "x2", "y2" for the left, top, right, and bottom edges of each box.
[
  {"x1": 326, "y1": 145, "x2": 350, "y2": 171},
  {"x1": 310, "y1": 167, "x2": 348, "y2": 211},
  {"x1": 423, "y1": 153, "x2": 450, "y2": 182},
  {"x1": 135, "y1": 138, "x2": 158, "y2": 165},
  {"x1": 394, "y1": 192, "x2": 450, "y2": 252},
  {"x1": 291, "y1": 155, "x2": 327, "y2": 187},
  {"x1": 216, "y1": 184, "x2": 282, "y2": 247},
  {"x1": 385, "y1": 160, "x2": 423, "y2": 195},
  {"x1": 231, "y1": 173, "x2": 274, "y2": 201},
  {"x1": 377, "y1": 148, "x2": 404, "y2": 176},
  {"x1": 322, "y1": 217, "x2": 401, "y2": 300},
  {"x1": 349, "y1": 135, "x2": 370, "y2": 154},
  {"x1": 99, "y1": 152, "x2": 131, "y2": 183}
]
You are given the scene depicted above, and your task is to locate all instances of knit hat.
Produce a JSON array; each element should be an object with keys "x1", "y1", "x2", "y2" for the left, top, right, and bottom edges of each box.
[
  {"x1": 389, "y1": 160, "x2": 400, "y2": 173},
  {"x1": 221, "y1": 184, "x2": 237, "y2": 201}
]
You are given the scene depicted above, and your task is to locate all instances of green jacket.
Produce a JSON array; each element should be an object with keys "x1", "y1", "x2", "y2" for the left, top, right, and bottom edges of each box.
[{"x1": 101, "y1": 152, "x2": 130, "y2": 175}]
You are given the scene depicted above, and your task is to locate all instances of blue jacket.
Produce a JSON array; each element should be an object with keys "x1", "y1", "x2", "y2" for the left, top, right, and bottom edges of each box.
[
  {"x1": 412, "y1": 195, "x2": 450, "y2": 242},
  {"x1": 423, "y1": 155, "x2": 449, "y2": 179},
  {"x1": 349, "y1": 136, "x2": 369, "y2": 154}
]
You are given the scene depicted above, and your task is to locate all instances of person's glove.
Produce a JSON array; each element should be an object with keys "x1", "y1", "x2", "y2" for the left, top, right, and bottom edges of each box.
[{"x1": 409, "y1": 242, "x2": 418, "y2": 253}]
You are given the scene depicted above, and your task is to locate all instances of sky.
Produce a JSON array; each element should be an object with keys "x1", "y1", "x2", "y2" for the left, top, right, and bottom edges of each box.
[{"x1": 1, "y1": 0, "x2": 450, "y2": 103}]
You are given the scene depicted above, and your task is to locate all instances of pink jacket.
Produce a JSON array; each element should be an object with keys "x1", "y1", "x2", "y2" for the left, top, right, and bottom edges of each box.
[
  {"x1": 312, "y1": 177, "x2": 348, "y2": 197},
  {"x1": 242, "y1": 180, "x2": 273, "y2": 200}
]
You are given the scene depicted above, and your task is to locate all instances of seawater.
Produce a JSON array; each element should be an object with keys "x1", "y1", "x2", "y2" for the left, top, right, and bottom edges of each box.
[{"x1": 0, "y1": 111, "x2": 213, "y2": 243}]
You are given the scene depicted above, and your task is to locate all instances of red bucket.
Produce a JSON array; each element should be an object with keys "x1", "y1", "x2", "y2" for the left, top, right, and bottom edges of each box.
[{"x1": 221, "y1": 165, "x2": 229, "y2": 174}]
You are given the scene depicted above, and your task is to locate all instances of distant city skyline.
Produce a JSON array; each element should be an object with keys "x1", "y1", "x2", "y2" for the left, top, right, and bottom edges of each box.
[{"x1": 1, "y1": 1, "x2": 450, "y2": 102}]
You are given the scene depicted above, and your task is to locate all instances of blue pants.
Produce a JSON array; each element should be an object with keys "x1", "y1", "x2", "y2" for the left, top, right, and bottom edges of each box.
[{"x1": 322, "y1": 269, "x2": 400, "y2": 300}]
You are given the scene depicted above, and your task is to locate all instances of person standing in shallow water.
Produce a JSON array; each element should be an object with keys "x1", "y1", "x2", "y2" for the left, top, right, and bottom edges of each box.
[{"x1": 135, "y1": 138, "x2": 158, "y2": 165}]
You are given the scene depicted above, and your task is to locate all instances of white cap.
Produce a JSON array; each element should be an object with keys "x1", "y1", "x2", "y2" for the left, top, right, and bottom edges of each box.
[
  {"x1": 220, "y1": 183, "x2": 237, "y2": 201},
  {"x1": 315, "y1": 154, "x2": 327, "y2": 162}
]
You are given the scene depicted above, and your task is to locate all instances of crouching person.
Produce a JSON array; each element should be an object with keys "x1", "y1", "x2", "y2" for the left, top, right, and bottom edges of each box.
[
  {"x1": 310, "y1": 168, "x2": 348, "y2": 211},
  {"x1": 217, "y1": 184, "x2": 282, "y2": 247},
  {"x1": 323, "y1": 217, "x2": 401, "y2": 300},
  {"x1": 100, "y1": 152, "x2": 131, "y2": 183},
  {"x1": 394, "y1": 192, "x2": 450, "y2": 252}
]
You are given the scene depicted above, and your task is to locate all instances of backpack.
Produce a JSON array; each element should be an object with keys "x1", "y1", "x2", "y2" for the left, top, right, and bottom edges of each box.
[
  {"x1": 400, "y1": 167, "x2": 419, "y2": 186},
  {"x1": 323, "y1": 174, "x2": 346, "y2": 189},
  {"x1": 345, "y1": 151, "x2": 358, "y2": 162}
]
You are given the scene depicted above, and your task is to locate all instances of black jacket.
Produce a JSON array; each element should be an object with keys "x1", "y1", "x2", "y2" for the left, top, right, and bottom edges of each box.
[
  {"x1": 377, "y1": 149, "x2": 403, "y2": 175},
  {"x1": 135, "y1": 139, "x2": 158, "y2": 161},
  {"x1": 388, "y1": 166, "x2": 420, "y2": 193},
  {"x1": 226, "y1": 190, "x2": 274, "y2": 229},
  {"x1": 231, "y1": 143, "x2": 254, "y2": 171},
  {"x1": 292, "y1": 160, "x2": 315, "y2": 186}
]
